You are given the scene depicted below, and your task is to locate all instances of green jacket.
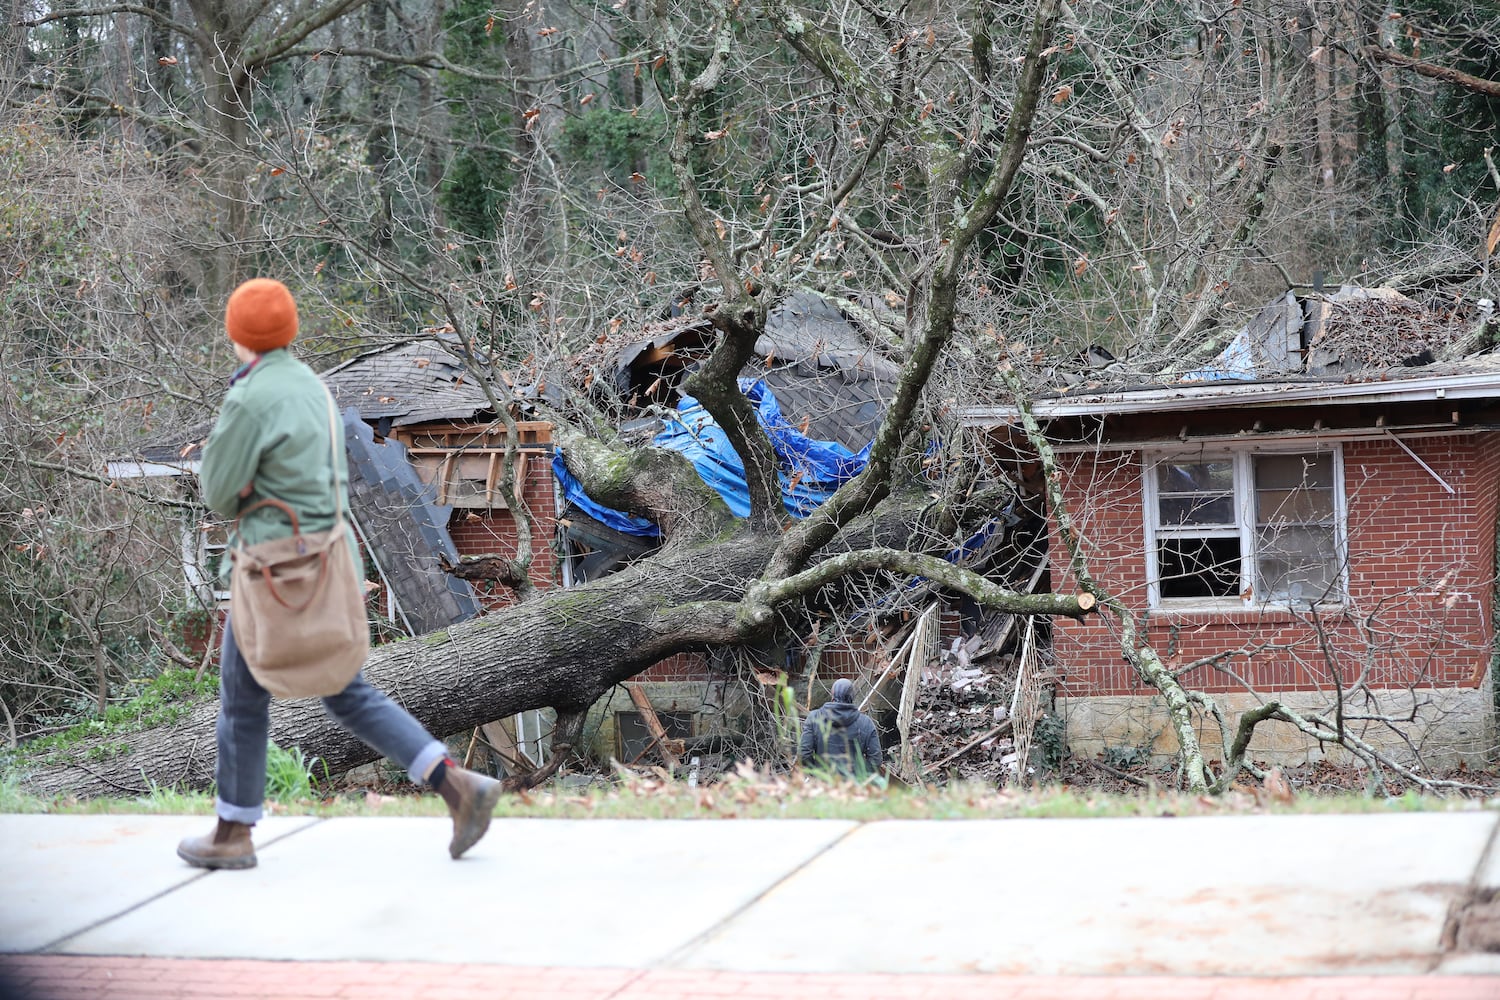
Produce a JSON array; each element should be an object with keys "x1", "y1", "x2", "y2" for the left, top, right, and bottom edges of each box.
[{"x1": 201, "y1": 349, "x2": 350, "y2": 554}]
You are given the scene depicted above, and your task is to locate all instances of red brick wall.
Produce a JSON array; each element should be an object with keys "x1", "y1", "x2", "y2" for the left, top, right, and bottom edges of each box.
[
  {"x1": 447, "y1": 458, "x2": 563, "y2": 609},
  {"x1": 636, "y1": 653, "x2": 713, "y2": 682},
  {"x1": 1051, "y1": 432, "x2": 1499, "y2": 696}
]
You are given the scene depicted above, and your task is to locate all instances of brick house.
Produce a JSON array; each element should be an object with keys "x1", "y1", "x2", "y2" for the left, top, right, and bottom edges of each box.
[{"x1": 964, "y1": 289, "x2": 1500, "y2": 769}]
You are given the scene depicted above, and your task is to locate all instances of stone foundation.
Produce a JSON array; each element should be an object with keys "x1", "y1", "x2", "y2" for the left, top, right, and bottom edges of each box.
[
  {"x1": 580, "y1": 679, "x2": 755, "y2": 764},
  {"x1": 1059, "y1": 682, "x2": 1496, "y2": 772}
]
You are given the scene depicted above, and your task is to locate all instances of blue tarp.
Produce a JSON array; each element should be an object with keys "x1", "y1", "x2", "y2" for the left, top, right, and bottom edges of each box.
[
  {"x1": 654, "y1": 379, "x2": 873, "y2": 518},
  {"x1": 551, "y1": 453, "x2": 661, "y2": 538},
  {"x1": 1179, "y1": 325, "x2": 1257, "y2": 382},
  {"x1": 552, "y1": 379, "x2": 872, "y2": 535}
]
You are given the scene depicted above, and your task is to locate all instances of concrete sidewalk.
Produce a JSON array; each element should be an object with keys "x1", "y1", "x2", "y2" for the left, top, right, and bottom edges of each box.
[{"x1": 2, "y1": 810, "x2": 1498, "y2": 998}]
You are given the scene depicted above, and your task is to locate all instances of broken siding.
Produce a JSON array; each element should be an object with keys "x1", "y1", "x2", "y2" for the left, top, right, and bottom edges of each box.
[
  {"x1": 445, "y1": 451, "x2": 564, "y2": 609},
  {"x1": 343, "y1": 415, "x2": 483, "y2": 634}
]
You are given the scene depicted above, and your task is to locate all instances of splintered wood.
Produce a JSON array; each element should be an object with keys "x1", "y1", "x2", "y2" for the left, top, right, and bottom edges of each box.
[
  {"x1": 896, "y1": 605, "x2": 940, "y2": 779},
  {"x1": 626, "y1": 682, "x2": 684, "y2": 770}
]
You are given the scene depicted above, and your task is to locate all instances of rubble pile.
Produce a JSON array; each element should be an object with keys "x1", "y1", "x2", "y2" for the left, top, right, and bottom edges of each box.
[
  {"x1": 1312, "y1": 294, "x2": 1466, "y2": 368},
  {"x1": 907, "y1": 627, "x2": 1023, "y2": 785}
]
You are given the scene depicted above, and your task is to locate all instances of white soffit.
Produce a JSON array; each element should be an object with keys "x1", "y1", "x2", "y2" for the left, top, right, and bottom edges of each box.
[
  {"x1": 106, "y1": 460, "x2": 199, "y2": 478},
  {"x1": 961, "y1": 371, "x2": 1500, "y2": 425}
]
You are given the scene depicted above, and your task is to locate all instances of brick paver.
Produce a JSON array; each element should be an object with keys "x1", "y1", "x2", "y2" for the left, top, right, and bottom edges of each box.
[{"x1": 0, "y1": 956, "x2": 1495, "y2": 1000}]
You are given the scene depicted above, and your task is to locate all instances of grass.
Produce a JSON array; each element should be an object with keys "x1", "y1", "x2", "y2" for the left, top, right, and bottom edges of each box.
[
  {"x1": 1, "y1": 739, "x2": 329, "y2": 817},
  {"x1": 3, "y1": 759, "x2": 1496, "y2": 821},
  {"x1": 265, "y1": 741, "x2": 326, "y2": 804},
  {"x1": 14, "y1": 668, "x2": 217, "y2": 766}
]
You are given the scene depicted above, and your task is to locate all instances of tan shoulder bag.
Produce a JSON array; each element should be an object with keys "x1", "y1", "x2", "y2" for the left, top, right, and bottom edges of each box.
[{"x1": 228, "y1": 390, "x2": 368, "y2": 698}]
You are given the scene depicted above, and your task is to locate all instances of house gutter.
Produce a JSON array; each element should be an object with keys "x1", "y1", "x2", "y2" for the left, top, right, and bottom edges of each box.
[
  {"x1": 1042, "y1": 422, "x2": 1499, "y2": 454},
  {"x1": 960, "y1": 371, "x2": 1500, "y2": 424}
]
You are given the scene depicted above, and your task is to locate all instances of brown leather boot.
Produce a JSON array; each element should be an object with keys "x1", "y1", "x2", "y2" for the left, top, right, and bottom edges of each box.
[
  {"x1": 435, "y1": 766, "x2": 503, "y2": 859},
  {"x1": 176, "y1": 818, "x2": 257, "y2": 870}
]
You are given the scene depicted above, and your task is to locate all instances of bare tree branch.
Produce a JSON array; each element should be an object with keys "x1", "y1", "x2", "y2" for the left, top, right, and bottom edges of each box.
[{"x1": 1364, "y1": 45, "x2": 1500, "y2": 98}]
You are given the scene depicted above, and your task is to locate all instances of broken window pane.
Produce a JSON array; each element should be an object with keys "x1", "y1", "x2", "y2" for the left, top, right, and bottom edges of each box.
[
  {"x1": 1158, "y1": 461, "x2": 1233, "y2": 493},
  {"x1": 1256, "y1": 486, "x2": 1334, "y2": 523},
  {"x1": 448, "y1": 452, "x2": 493, "y2": 504},
  {"x1": 1159, "y1": 493, "x2": 1235, "y2": 526},
  {"x1": 1252, "y1": 452, "x2": 1338, "y2": 602},
  {"x1": 1150, "y1": 449, "x2": 1341, "y2": 607},
  {"x1": 1254, "y1": 453, "x2": 1332, "y2": 491},
  {"x1": 616, "y1": 710, "x2": 694, "y2": 765},
  {"x1": 1158, "y1": 536, "x2": 1241, "y2": 599},
  {"x1": 1157, "y1": 461, "x2": 1235, "y2": 526},
  {"x1": 1255, "y1": 453, "x2": 1334, "y2": 525},
  {"x1": 1255, "y1": 525, "x2": 1341, "y2": 604}
]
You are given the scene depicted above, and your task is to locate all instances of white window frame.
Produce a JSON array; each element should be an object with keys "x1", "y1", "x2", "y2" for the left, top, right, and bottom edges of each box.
[
  {"x1": 183, "y1": 511, "x2": 231, "y2": 607},
  {"x1": 1142, "y1": 443, "x2": 1347, "y2": 611}
]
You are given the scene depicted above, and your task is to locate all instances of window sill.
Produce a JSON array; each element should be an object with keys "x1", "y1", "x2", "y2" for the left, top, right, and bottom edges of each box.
[{"x1": 1146, "y1": 602, "x2": 1343, "y2": 625}]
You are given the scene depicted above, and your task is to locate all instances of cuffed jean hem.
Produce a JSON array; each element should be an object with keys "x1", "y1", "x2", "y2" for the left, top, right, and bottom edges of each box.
[
  {"x1": 408, "y1": 740, "x2": 449, "y2": 786},
  {"x1": 215, "y1": 796, "x2": 263, "y2": 825}
]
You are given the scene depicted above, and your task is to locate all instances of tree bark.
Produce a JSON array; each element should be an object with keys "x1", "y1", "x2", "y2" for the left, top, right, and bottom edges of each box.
[
  {"x1": 21, "y1": 485, "x2": 1087, "y2": 799},
  {"x1": 1364, "y1": 45, "x2": 1500, "y2": 99}
]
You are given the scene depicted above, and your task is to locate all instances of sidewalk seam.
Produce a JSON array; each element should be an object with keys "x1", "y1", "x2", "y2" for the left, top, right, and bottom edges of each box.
[
  {"x1": 647, "y1": 820, "x2": 862, "y2": 975},
  {"x1": 1427, "y1": 810, "x2": 1500, "y2": 972},
  {"x1": 35, "y1": 816, "x2": 327, "y2": 955},
  {"x1": 1465, "y1": 811, "x2": 1500, "y2": 891}
]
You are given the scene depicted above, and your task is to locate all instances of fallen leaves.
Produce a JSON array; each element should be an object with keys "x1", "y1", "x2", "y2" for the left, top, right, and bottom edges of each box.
[{"x1": 1263, "y1": 766, "x2": 1296, "y2": 805}]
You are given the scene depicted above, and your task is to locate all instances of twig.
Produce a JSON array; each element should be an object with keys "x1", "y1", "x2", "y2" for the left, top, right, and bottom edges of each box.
[
  {"x1": 463, "y1": 727, "x2": 483, "y2": 769},
  {"x1": 63, "y1": 761, "x2": 150, "y2": 795},
  {"x1": 149, "y1": 622, "x2": 199, "y2": 669},
  {"x1": 194, "y1": 615, "x2": 220, "y2": 682},
  {"x1": 921, "y1": 719, "x2": 1014, "y2": 775},
  {"x1": 857, "y1": 615, "x2": 925, "y2": 711},
  {"x1": 20, "y1": 458, "x2": 198, "y2": 510},
  {"x1": 0, "y1": 693, "x2": 16, "y2": 749},
  {"x1": 1091, "y1": 760, "x2": 1152, "y2": 788}
]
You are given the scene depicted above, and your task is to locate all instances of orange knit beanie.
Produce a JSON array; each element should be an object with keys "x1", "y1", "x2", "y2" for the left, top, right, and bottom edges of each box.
[{"x1": 225, "y1": 278, "x2": 298, "y2": 352}]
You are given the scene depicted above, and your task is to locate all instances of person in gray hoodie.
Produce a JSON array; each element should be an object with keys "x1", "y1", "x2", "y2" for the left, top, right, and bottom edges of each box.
[{"x1": 798, "y1": 678, "x2": 883, "y2": 779}]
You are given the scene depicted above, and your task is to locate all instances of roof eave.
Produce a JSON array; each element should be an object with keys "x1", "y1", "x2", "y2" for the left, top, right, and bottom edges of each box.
[
  {"x1": 107, "y1": 459, "x2": 201, "y2": 479},
  {"x1": 960, "y1": 371, "x2": 1500, "y2": 426}
]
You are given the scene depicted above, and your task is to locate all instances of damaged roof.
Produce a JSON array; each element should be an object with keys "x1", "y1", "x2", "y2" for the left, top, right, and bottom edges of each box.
[
  {"x1": 117, "y1": 337, "x2": 518, "y2": 469},
  {"x1": 754, "y1": 291, "x2": 899, "y2": 452},
  {"x1": 964, "y1": 285, "x2": 1499, "y2": 425},
  {"x1": 589, "y1": 289, "x2": 901, "y2": 452},
  {"x1": 322, "y1": 338, "x2": 500, "y2": 428}
]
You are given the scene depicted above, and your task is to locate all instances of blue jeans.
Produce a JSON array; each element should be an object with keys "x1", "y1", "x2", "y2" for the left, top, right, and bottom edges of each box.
[{"x1": 214, "y1": 617, "x2": 447, "y2": 824}]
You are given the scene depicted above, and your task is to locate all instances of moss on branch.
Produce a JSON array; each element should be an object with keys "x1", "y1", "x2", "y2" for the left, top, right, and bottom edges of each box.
[
  {"x1": 741, "y1": 546, "x2": 1094, "y2": 631},
  {"x1": 556, "y1": 429, "x2": 735, "y2": 540}
]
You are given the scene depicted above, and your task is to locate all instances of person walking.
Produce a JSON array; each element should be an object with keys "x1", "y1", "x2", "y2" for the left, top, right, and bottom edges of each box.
[
  {"x1": 798, "y1": 678, "x2": 883, "y2": 779},
  {"x1": 176, "y1": 278, "x2": 503, "y2": 870}
]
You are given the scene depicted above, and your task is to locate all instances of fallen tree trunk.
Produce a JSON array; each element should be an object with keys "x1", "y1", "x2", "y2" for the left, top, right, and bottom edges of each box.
[
  {"x1": 22, "y1": 531, "x2": 776, "y2": 799},
  {"x1": 21, "y1": 487, "x2": 1091, "y2": 799}
]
